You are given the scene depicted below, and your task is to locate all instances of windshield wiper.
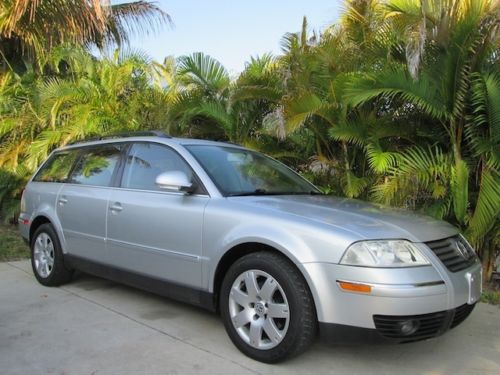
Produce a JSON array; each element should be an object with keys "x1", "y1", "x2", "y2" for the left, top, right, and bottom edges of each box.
[
  {"x1": 278, "y1": 191, "x2": 324, "y2": 195},
  {"x1": 309, "y1": 190, "x2": 324, "y2": 195},
  {"x1": 228, "y1": 189, "x2": 270, "y2": 197},
  {"x1": 228, "y1": 189, "x2": 324, "y2": 197}
]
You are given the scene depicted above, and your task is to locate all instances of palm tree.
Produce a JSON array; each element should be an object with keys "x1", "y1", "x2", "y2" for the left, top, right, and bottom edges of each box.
[
  {"x1": 344, "y1": 0, "x2": 499, "y2": 280},
  {"x1": 0, "y1": 0, "x2": 169, "y2": 72},
  {"x1": 256, "y1": 1, "x2": 498, "y2": 280},
  {"x1": 271, "y1": 13, "x2": 403, "y2": 197},
  {"x1": 168, "y1": 52, "x2": 281, "y2": 145},
  {"x1": 0, "y1": 46, "x2": 168, "y2": 170}
]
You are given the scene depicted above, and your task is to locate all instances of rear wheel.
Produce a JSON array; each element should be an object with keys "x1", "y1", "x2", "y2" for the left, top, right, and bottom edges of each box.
[
  {"x1": 220, "y1": 252, "x2": 316, "y2": 363},
  {"x1": 31, "y1": 223, "x2": 73, "y2": 286}
]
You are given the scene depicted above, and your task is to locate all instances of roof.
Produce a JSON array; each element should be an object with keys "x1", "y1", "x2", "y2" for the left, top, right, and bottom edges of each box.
[{"x1": 59, "y1": 133, "x2": 242, "y2": 151}]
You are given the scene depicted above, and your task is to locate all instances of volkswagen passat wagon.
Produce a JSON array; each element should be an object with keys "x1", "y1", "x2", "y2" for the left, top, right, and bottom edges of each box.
[{"x1": 19, "y1": 131, "x2": 482, "y2": 363}]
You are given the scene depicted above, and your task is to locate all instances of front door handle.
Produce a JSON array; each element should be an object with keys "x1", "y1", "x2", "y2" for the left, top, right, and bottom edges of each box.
[{"x1": 109, "y1": 202, "x2": 123, "y2": 212}]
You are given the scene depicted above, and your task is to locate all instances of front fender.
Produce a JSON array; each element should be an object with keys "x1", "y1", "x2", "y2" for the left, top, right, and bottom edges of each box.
[{"x1": 204, "y1": 224, "x2": 310, "y2": 292}]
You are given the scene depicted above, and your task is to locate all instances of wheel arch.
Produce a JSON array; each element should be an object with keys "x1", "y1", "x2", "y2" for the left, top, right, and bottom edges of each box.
[
  {"x1": 211, "y1": 242, "x2": 318, "y2": 320},
  {"x1": 29, "y1": 215, "x2": 52, "y2": 244}
]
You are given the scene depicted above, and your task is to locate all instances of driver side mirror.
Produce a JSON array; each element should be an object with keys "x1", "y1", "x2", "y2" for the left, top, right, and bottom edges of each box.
[{"x1": 155, "y1": 171, "x2": 195, "y2": 194}]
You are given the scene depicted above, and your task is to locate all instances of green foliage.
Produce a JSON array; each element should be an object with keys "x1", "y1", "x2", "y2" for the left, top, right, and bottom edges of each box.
[
  {"x1": 345, "y1": 67, "x2": 449, "y2": 120},
  {"x1": 0, "y1": 223, "x2": 29, "y2": 261},
  {"x1": 1, "y1": 46, "x2": 169, "y2": 170},
  {"x1": 0, "y1": 168, "x2": 25, "y2": 222},
  {"x1": 481, "y1": 288, "x2": 500, "y2": 305},
  {"x1": 177, "y1": 53, "x2": 230, "y2": 95},
  {"x1": 0, "y1": 0, "x2": 169, "y2": 71},
  {"x1": 0, "y1": 0, "x2": 498, "y2": 281}
]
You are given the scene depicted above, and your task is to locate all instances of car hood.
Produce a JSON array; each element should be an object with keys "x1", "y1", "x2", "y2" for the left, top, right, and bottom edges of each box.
[{"x1": 230, "y1": 195, "x2": 458, "y2": 242}]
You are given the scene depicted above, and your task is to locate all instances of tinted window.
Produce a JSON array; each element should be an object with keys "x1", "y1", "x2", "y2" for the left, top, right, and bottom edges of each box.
[
  {"x1": 186, "y1": 145, "x2": 318, "y2": 196},
  {"x1": 69, "y1": 145, "x2": 122, "y2": 186},
  {"x1": 33, "y1": 150, "x2": 79, "y2": 183},
  {"x1": 121, "y1": 143, "x2": 193, "y2": 191}
]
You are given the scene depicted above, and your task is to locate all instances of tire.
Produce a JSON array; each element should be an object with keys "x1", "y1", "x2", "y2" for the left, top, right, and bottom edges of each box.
[
  {"x1": 30, "y1": 223, "x2": 73, "y2": 286},
  {"x1": 220, "y1": 251, "x2": 317, "y2": 363}
]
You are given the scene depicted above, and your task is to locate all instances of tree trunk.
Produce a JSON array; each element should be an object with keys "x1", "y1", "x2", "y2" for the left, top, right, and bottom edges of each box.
[
  {"x1": 341, "y1": 141, "x2": 352, "y2": 197},
  {"x1": 480, "y1": 237, "x2": 497, "y2": 286}
]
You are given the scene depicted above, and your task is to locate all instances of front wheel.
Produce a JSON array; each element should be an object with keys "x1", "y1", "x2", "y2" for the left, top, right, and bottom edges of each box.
[{"x1": 220, "y1": 252, "x2": 317, "y2": 363}]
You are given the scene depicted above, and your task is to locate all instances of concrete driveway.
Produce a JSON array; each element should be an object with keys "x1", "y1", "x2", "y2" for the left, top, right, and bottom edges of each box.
[{"x1": 1, "y1": 260, "x2": 499, "y2": 375}]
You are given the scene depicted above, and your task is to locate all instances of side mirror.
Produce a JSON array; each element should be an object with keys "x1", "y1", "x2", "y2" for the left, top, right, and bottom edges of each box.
[{"x1": 155, "y1": 171, "x2": 194, "y2": 193}]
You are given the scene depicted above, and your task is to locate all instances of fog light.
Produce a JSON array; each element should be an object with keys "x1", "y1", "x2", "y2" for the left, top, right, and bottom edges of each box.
[{"x1": 398, "y1": 320, "x2": 419, "y2": 336}]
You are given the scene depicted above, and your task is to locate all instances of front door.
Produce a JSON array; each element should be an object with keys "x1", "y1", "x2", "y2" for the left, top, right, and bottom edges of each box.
[{"x1": 106, "y1": 142, "x2": 208, "y2": 288}]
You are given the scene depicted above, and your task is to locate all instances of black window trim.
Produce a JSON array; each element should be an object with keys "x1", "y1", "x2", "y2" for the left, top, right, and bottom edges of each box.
[
  {"x1": 32, "y1": 149, "x2": 81, "y2": 184},
  {"x1": 66, "y1": 143, "x2": 127, "y2": 188},
  {"x1": 115, "y1": 141, "x2": 209, "y2": 196},
  {"x1": 112, "y1": 142, "x2": 131, "y2": 188},
  {"x1": 33, "y1": 140, "x2": 209, "y2": 195}
]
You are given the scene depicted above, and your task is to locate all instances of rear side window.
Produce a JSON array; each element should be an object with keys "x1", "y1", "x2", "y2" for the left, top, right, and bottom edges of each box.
[
  {"x1": 121, "y1": 143, "x2": 193, "y2": 191},
  {"x1": 69, "y1": 145, "x2": 123, "y2": 187},
  {"x1": 33, "y1": 150, "x2": 79, "y2": 183}
]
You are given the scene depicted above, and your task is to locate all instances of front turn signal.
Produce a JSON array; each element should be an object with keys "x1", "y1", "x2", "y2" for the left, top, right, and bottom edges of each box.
[{"x1": 337, "y1": 281, "x2": 372, "y2": 294}]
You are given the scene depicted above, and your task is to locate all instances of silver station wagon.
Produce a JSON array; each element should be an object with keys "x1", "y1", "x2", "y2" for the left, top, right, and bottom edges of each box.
[{"x1": 19, "y1": 131, "x2": 482, "y2": 363}]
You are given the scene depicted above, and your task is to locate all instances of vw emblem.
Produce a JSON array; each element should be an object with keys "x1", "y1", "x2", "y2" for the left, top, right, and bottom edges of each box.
[
  {"x1": 255, "y1": 303, "x2": 265, "y2": 316},
  {"x1": 455, "y1": 240, "x2": 470, "y2": 259}
]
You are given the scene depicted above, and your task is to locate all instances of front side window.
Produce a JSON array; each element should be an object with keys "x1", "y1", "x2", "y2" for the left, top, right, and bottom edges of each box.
[
  {"x1": 186, "y1": 145, "x2": 319, "y2": 196},
  {"x1": 33, "y1": 150, "x2": 79, "y2": 183},
  {"x1": 69, "y1": 145, "x2": 122, "y2": 187},
  {"x1": 121, "y1": 143, "x2": 193, "y2": 191}
]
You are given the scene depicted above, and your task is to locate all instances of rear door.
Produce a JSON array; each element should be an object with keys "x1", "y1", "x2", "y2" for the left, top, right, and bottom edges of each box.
[
  {"x1": 57, "y1": 143, "x2": 124, "y2": 262},
  {"x1": 106, "y1": 142, "x2": 209, "y2": 288},
  {"x1": 24, "y1": 150, "x2": 81, "y2": 241}
]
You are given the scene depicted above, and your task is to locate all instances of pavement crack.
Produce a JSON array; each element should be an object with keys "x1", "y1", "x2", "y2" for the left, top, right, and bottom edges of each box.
[{"x1": 6, "y1": 261, "x2": 34, "y2": 276}]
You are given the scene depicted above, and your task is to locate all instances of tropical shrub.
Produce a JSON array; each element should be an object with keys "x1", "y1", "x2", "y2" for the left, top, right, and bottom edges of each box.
[{"x1": 0, "y1": 0, "x2": 498, "y2": 281}]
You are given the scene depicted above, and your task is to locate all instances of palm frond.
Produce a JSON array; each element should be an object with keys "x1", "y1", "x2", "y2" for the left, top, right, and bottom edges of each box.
[
  {"x1": 328, "y1": 120, "x2": 368, "y2": 147},
  {"x1": 345, "y1": 67, "x2": 449, "y2": 120},
  {"x1": 188, "y1": 101, "x2": 232, "y2": 134},
  {"x1": 423, "y1": 196, "x2": 452, "y2": 220},
  {"x1": 365, "y1": 143, "x2": 400, "y2": 173},
  {"x1": 341, "y1": 171, "x2": 370, "y2": 198},
  {"x1": 231, "y1": 85, "x2": 282, "y2": 103},
  {"x1": 466, "y1": 160, "x2": 500, "y2": 242},
  {"x1": 0, "y1": 1, "x2": 169, "y2": 64},
  {"x1": 282, "y1": 92, "x2": 326, "y2": 133},
  {"x1": 177, "y1": 53, "x2": 230, "y2": 94},
  {"x1": 466, "y1": 71, "x2": 500, "y2": 159},
  {"x1": 371, "y1": 146, "x2": 453, "y2": 206},
  {"x1": 108, "y1": 1, "x2": 171, "y2": 44}
]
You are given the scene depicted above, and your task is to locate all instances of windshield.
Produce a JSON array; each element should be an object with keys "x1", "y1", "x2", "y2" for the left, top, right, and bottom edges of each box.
[{"x1": 186, "y1": 145, "x2": 320, "y2": 196}]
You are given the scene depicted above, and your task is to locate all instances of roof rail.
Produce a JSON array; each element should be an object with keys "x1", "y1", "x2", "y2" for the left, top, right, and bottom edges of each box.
[{"x1": 68, "y1": 130, "x2": 171, "y2": 145}]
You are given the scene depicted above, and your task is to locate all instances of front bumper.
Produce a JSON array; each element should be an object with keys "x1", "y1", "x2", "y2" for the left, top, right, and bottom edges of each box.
[
  {"x1": 319, "y1": 302, "x2": 475, "y2": 344},
  {"x1": 302, "y1": 255, "x2": 482, "y2": 331}
]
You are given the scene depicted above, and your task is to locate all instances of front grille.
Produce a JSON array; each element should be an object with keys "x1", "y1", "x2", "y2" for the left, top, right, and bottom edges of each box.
[
  {"x1": 374, "y1": 303, "x2": 475, "y2": 342},
  {"x1": 425, "y1": 235, "x2": 476, "y2": 272},
  {"x1": 451, "y1": 303, "x2": 475, "y2": 328},
  {"x1": 373, "y1": 310, "x2": 448, "y2": 342}
]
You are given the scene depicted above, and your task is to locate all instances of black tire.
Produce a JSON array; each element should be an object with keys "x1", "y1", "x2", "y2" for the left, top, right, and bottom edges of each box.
[
  {"x1": 220, "y1": 251, "x2": 317, "y2": 363},
  {"x1": 30, "y1": 223, "x2": 73, "y2": 286}
]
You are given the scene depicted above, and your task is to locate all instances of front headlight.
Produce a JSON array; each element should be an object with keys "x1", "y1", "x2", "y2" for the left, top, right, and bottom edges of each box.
[{"x1": 340, "y1": 240, "x2": 430, "y2": 268}]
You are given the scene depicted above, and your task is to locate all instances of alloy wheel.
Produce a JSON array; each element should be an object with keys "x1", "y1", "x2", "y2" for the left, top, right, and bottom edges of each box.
[
  {"x1": 33, "y1": 232, "x2": 55, "y2": 278},
  {"x1": 228, "y1": 269, "x2": 290, "y2": 350}
]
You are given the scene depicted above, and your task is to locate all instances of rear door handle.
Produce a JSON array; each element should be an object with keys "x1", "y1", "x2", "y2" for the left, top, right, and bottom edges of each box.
[
  {"x1": 58, "y1": 196, "x2": 68, "y2": 205},
  {"x1": 109, "y1": 202, "x2": 123, "y2": 212}
]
